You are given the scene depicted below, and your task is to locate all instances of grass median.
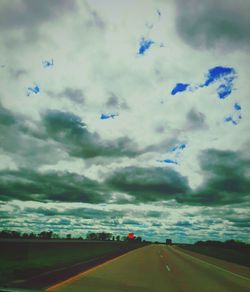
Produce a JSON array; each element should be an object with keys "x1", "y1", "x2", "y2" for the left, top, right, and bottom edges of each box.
[{"x1": 0, "y1": 240, "x2": 145, "y2": 289}]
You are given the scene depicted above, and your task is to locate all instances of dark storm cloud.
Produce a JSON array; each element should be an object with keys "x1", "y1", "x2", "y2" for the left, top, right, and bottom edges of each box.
[
  {"x1": 87, "y1": 10, "x2": 106, "y2": 30},
  {"x1": 8, "y1": 68, "x2": 27, "y2": 79},
  {"x1": 227, "y1": 218, "x2": 250, "y2": 228},
  {"x1": 0, "y1": 103, "x2": 140, "y2": 170},
  {"x1": 0, "y1": 169, "x2": 108, "y2": 203},
  {"x1": 177, "y1": 149, "x2": 250, "y2": 205},
  {"x1": 105, "y1": 93, "x2": 130, "y2": 110},
  {"x1": 24, "y1": 207, "x2": 59, "y2": 216},
  {"x1": 221, "y1": 211, "x2": 250, "y2": 228},
  {"x1": 176, "y1": 0, "x2": 250, "y2": 50},
  {"x1": 122, "y1": 219, "x2": 142, "y2": 225},
  {"x1": 0, "y1": 103, "x2": 16, "y2": 126},
  {"x1": 47, "y1": 88, "x2": 85, "y2": 104},
  {"x1": 145, "y1": 136, "x2": 181, "y2": 153},
  {"x1": 146, "y1": 211, "x2": 162, "y2": 218},
  {"x1": 186, "y1": 108, "x2": 207, "y2": 130},
  {"x1": 106, "y1": 167, "x2": 190, "y2": 203},
  {"x1": 0, "y1": 210, "x2": 13, "y2": 219},
  {"x1": 105, "y1": 94, "x2": 120, "y2": 108},
  {"x1": 106, "y1": 149, "x2": 250, "y2": 206},
  {"x1": 175, "y1": 221, "x2": 193, "y2": 228},
  {"x1": 0, "y1": 0, "x2": 76, "y2": 31},
  {"x1": 152, "y1": 222, "x2": 162, "y2": 227},
  {"x1": 0, "y1": 104, "x2": 65, "y2": 168},
  {"x1": 42, "y1": 109, "x2": 140, "y2": 158},
  {"x1": 66, "y1": 207, "x2": 126, "y2": 219},
  {"x1": 23, "y1": 206, "x2": 126, "y2": 219},
  {"x1": 1, "y1": 101, "x2": 249, "y2": 207},
  {"x1": 82, "y1": 0, "x2": 107, "y2": 30},
  {"x1": 190, "y1": 208, "x2": 249, "y2": 232}
]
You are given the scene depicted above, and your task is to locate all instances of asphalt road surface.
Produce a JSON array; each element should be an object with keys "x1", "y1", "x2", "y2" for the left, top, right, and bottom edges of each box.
[{"x1": 46, "y1": 245, "x2": 250, "y2": 292}]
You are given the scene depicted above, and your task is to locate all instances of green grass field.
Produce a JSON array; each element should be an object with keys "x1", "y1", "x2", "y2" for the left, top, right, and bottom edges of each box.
[
  {"x1": 179, "y1": 244, "x2": 250, "y2": 267},
  {"x1": 0, "y1": 240, "x2": 143, "y2": 288}
]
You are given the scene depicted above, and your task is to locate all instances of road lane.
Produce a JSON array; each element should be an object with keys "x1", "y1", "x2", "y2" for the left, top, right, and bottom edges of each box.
[
  {"x1": 47, "y1": 245, "x2": 250, "y2": 292},
  {"x1": 161, "y1": 245, "x2": 250, "y2": 291}
]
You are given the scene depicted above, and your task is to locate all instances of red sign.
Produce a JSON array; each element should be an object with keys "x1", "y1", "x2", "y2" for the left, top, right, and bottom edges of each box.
[{"x1": 128, "y1": 233, "x2": 135, "y2": 239}]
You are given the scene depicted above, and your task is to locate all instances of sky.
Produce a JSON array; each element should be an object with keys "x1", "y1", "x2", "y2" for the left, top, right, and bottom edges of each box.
[{"x1": 0, "y1": 0, "x2": 249, "y2": 243}]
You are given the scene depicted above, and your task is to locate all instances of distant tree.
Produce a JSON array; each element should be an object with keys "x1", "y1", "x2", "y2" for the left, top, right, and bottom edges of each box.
[
  {"x1": 11, "y1": 231, "x2": 21, "y2": 239},
  {"x1": 29, "y1": 232, "x2": 37, "y2": 239},
  {"x1": 97, "y1": 232, "x2": 112, "y2": 241},
  {"x1": 0, "y1": 230, "x2": 10, "y2": 238},
  {"x1": 38, "y1": 231, "x2": 53, "y2": 239},
  {"x1": 194, "y1": 239, "x2": 249, "y2": 252},
  {"x1": 22, "y1": 233, "x2": 29, "y2": 239},
  {"x1": 0, "y1": 230, "x2": 22, "y2": 239},
  {"x1": 195, "y1": 241, "x2": 203, "y2": 246},
  {"x1": 52, "y1": 233, "x2": 59, "y2": 239},
  {"x1": 66, "y1": 234, "x2": 71, "y2": 240},
  {"x1": 38, "y1": 232, "x2": 45, "y2": 239},
  {"x1": 86, "y1": 233, "x2": 98, "y2": 240},
  {"x1": 135, "y1": 236, "x2": 142, "y2": 242},
  {"x1": 112, "y1": 236, "x2": 115, "y2": 241},
  {"x1": 116, "y1": 235, "x2": 120, "y2": 241}
]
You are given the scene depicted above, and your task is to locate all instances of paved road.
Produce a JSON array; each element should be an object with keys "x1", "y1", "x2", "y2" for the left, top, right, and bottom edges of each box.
[{"x1": 47, "y1": 245, "x2": 250, "y2": 292}]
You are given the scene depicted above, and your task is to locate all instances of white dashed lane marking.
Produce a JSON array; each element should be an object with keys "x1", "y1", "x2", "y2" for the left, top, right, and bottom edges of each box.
[{"x1": 166, "y1": 265, "x2": 171, "y2": 272}]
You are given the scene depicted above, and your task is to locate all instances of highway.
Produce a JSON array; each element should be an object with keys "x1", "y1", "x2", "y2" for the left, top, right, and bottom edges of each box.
[{"x1": 46, "y1": 245, "x2": 250, "y2": 292}]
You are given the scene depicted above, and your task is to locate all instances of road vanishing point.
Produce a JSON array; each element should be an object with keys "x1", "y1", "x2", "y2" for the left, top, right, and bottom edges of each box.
[{"x1": 46, "y1": 245, "x2": 250, "y2": 292}]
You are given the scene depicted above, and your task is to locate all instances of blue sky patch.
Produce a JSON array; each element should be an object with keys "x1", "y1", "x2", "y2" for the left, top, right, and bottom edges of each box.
[
  {"x1": 234, "y1": 103, "x2": 241, "y2": 111},
  {"x1": 138, "y1": 38, "x2": 154, "y2": 55},
  {"x1": 203, "y1": 66, "x2": 235, "y2": 87},
  {"x1": 225, "y1": 103, "x2": 242, "y2": 125},
  {"x1": 171, "y1": 143, "x2": 186, "y2": 152},
  {"x1": 171, "y1": 83, "x2": 189, "y2": 95},
  {"x1": 158, "y1": 159, "x2": 178, "y2": 165},
  {"x1": 100, "y1": 113, "x2": 119, "y2": 120},
  {"x1": 171, "y1": 66, "x2": 236, "y2": 99},
  {"x1": 27, "y1": 85, "x2": 40, "y2": 96},
  {"x1": 216, "y1": 75, "x2": 235, "y2": 99},
  {"x1": 139, "y1": 10, "x2": 164, "y2": 55},
  {"x1": 217, "y1": 83, "x2": 232, "y2": 99},
  {"x1": 225, "y1": 115, "x2": 242, "y2": 125},
  {"x1": 178, "y1": 143, "x2": 186, "y2": 150},
  {"x1": 158, "y1": 143, "x2": 186, "y2": 166},
  {"x1": 202, "y1": 66, "x2": 236, "y2": 99}
]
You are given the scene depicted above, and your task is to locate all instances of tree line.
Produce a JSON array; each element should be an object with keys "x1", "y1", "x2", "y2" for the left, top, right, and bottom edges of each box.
[
  {"x1": 0, "y1": 230, "x2": 143, "y2": 242},
  {"x1": 194, "y1": 239, "x2": 249, "y2": 251}
]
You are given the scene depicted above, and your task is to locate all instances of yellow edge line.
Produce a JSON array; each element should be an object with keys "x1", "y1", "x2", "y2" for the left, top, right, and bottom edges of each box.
[
  {"x1": 170, "y1": 246, "x2": 250, "y2": 282},
  {"x1": 46, "y1": 248, "x2": 139, "y2": 291}
]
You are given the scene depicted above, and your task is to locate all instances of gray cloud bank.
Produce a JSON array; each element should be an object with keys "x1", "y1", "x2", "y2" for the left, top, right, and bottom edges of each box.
[
  {"x1": 0, "y1": 145, "x2": 249, "y2": 207},
  {"x1": 0, "y1": 0, "x2": 76, "y2": 31},
  {"x1": 0, "y1": 103, "x2": 141, "y2": 169},
  {"x1": 176, "y1": 0, "x2": 250, "y2": 50}
]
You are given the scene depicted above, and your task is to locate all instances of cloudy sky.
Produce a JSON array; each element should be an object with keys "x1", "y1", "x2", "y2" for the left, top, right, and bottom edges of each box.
[{"x1": 0, "y1": 0, "x2": 249, "y2": 243}]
